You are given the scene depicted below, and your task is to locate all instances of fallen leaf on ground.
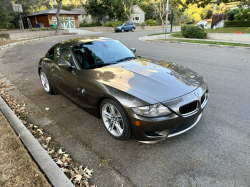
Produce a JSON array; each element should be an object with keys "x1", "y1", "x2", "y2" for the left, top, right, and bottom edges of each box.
[
  {"x1": 74, "y1": 175, "x2": 82, "y2": 182},
  {"x1": 46, "y1": 137, "x2": 51, "y2": 144},
  {"x1": 84, "y1": 167, "x2": 93, "y2": 177},
  {"x1": 58, "y1": 148, "x2": 66, "y2": 154},
  {"x1": 61, "y1": 168, "x2": 70, "y2": 173},
  {"x1": 56, "y1": 159, "x2": 63, "y2": 165},
  {"x1": 47, "y1": 149, "x2": 55, "y2": 154},
  {"x1": 45, "y1": 107, "x2": 49, "y2": 111}
]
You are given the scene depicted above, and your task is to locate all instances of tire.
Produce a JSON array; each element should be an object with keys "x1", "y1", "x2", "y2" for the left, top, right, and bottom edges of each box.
[
  {"x1": 131, "y1": 27, "x2": 135, "y2": 32},
  {"x1": 100, "y1": 99, "x2": 131, "y2": 141},
  {"x1": 39, "y1": 69, "x2": 55, "y2": 95},
  {"x1": 121, "y1": 28, "x2": 124, "y2": 32}
]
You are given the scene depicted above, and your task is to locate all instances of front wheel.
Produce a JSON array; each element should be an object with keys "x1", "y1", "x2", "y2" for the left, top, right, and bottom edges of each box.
[
  {"x1": 131, "y1": 27, "x2": 135, "y2": 32},
  {"x1": 101, "y1": 99, "x2": 131, "y2": 141},
  {"x1": 121, "y1": 28, "x2": 124, "y2": 32},
  {"x1": 40, "y1": 69, "x2": 55, "y2": 95}
]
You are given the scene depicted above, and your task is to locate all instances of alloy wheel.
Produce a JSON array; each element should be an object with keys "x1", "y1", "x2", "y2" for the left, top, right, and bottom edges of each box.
[
  {"x1": 102, "y1": 103, "x2": 124, "y2": 137},
  {"x1": 40, "y1": 71, "x2": 50, "y2": 92}
]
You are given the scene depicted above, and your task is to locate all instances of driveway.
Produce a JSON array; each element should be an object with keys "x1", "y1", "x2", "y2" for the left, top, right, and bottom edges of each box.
[{"x1": 0, "y1": 30, "x2": 250, "y2": 187}]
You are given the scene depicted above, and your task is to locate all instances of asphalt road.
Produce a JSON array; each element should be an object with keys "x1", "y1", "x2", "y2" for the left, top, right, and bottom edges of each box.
[{"x1": 0, "y1": 30, "x2": 250, "y2": 187}]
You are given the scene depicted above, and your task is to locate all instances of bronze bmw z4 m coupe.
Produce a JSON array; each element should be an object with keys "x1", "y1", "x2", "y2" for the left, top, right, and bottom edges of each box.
[{"x1": 38, "y1": 37, "x2": 209, "y2": 143}]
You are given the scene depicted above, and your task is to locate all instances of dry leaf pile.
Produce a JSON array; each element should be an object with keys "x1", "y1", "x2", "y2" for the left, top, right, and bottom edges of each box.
[{"x1": 0, "y1": 81, "x2": 95, "y2": 187}]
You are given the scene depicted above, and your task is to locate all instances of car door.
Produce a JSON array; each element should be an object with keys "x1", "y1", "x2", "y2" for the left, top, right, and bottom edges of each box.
[
  {"x1": 129, "y1": 22, "x2": 133, "y2": 30},
  {"x1": 51, "y1": 46, "x2": 78, "y2": 100},
  {"x1": 124, "y1": 22, "x2": 130, "y2": 31},
  {"x1": 43, "y1": 47, "x2": 55, "y2": 76}
]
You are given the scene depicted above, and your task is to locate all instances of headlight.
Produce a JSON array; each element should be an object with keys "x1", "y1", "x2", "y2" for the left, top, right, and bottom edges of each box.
[
  {"x1": 132, "y1": 103, "x2": 172, "y2": 117},
  {"x1": 118, "y1": 27, "x2": 121, "y2": 29}
]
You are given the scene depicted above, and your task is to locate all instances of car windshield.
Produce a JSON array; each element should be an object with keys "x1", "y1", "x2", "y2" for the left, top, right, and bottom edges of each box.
[
  {"x1": 72, "y1": 40, "x2": 136, "y2": 69},
  {"x1": 118, "y1": 23, "x2": 124, "y2": 26}
]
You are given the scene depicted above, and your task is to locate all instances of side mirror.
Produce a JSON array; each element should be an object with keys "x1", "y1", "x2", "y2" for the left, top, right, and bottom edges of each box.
[
  {"x1": 58, "y1": 61, "x2": 71, "y2": 68},
  {"x1": 131, "y1": 48, "x2": 136, "y2": 53}
]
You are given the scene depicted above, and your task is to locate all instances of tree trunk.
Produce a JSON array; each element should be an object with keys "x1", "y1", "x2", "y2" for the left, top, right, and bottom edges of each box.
[
  {"x1": 55, "y1": 0, "x2": 62, "y2": 36},
  {"x1": 102, "y1": 17, "x2": 105, "y2": 27}
]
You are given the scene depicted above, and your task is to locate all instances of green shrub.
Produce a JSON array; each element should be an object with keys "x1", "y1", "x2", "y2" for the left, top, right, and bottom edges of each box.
[
  {"x1": 234, "y1": 9, "x2": 250, "y2": 21},
  {"x1": 224, "y1": 20, "x2": 250, "y2": 27},
  {"x1": 104, "y1": 21, "x2": 122, "y2": 27},
  {"x1": 181, "y1": 26, "x2": 207, "y2": 39},
  {"x1": 181, "y1": 25, "x2": 188, "y2": 35},
  {"x1": 145, "y1": 19, "x2": 159, "y2": 26},
  {"x1": 227, "y1": 8, "x2": 243, "y2": 21},
  {"x1": 80, "y1": 22, "x2": 102, "y2": 27}
]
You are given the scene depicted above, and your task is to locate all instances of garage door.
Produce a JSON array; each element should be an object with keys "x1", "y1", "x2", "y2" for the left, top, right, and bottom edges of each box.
[{"x1": 53, "y1": 17, "x2": 75, "y2": 29}]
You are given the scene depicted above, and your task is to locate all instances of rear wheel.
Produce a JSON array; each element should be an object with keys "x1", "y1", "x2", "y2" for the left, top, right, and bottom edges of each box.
[
  {"x1": 131, "y1": 27, "x2": 135, "y2": 32},
  {"x1": 101, "y1": 99, "x2": 131, "y2": 141},
  {"x1": 40, "y1": 69, "x2": 55, "y2": 95}
]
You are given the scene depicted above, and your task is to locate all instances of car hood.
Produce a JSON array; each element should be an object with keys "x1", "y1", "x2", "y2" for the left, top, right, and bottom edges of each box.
[{"x1": 91, "y1": 58, "x2": 203, "y2": 102}]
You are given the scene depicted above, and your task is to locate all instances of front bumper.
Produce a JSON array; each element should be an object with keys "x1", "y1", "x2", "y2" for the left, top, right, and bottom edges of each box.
[
  {"x1": 126, "y1": 82, "x2": 209, "y2": 143},
  {"x1": 114, "y1": 28, "x2": 122, "y2": 32}
]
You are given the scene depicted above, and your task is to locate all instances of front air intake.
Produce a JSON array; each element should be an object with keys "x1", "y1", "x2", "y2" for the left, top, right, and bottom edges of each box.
[{"x1": 179, "y1": 101, "x2": 198, "y2": 115}]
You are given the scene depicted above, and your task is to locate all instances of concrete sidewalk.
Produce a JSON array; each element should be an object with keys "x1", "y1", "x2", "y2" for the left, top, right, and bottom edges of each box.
[
  {"x1": 68, "y1": 28, "x2": 103, "y2": 35},
  {"x1": 139, "y1": 33, "x2": 250, "y2": 44}
]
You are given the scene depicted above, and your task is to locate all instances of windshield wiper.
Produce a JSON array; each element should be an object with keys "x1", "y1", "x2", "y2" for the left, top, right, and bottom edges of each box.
[{"x1": 116, "y1": 57, "x2": 137, "y2": 63}]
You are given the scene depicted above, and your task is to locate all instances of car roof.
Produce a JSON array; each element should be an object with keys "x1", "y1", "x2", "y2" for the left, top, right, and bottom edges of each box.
[{"x1": 56, "y1": 36, "x2": 115, "y2": 48}]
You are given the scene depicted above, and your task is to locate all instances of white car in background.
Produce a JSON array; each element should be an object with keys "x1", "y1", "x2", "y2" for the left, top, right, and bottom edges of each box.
[{"x1": 197, "y1": 20, "x2": 207, "y2": 26}]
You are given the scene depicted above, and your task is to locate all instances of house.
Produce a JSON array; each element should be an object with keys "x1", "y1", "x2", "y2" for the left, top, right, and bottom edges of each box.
[
  {"x1": 130, "y1": 5, "x2": 146, "y2": 25},
  {"x1": 71, "y1": 7, "x2": 98, "y2": 26},
  {"x1": 230, "y1": 5, "x2": 249, "y2": 10},
  {"x1": 25, "y1": 6, "x2": 81, "y2": 29}
]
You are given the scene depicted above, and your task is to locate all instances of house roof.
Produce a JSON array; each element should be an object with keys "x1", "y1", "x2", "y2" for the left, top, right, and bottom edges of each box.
[
  {"x1": 133, "y1": 5, "x2": 146, "y2": 14},
  {"x1": 71, "y1": 7, "x2": 86, "y2": 15},
  {"x1": 27, "y1": 8, "x2": 81, "y2": 16}
]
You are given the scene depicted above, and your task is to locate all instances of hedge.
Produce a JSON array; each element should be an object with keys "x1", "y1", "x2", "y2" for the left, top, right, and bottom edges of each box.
[
  {"x1": 224, "y1": 20, "x2": 250, "y2": 27},
  {"x1": 104, "y1": 21, "x2": 122, "y2": 27},
  {"x1": 181, "y1": 26, "x2": 207, "y2": 39},
  {"x1": 79, "y1": 22, "x2": 102, "y2": 27}
]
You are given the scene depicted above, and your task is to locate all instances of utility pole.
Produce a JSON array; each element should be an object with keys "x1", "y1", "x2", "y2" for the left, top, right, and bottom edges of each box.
[
  {"x1": 170, "y1": 8, "x2": 174, "y2": 32},
  {"x1": 165, "y1": 0, "x2": 169, "y2": 39},
  {"x1": 212, "y1": 0, "x2": 217, "y2": 15}
]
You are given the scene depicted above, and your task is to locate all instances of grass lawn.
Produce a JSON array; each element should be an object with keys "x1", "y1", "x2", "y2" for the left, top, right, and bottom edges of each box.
[
  {"x1": 147, "y1": 32, "x2": 183, "y2": 37},
  {"x1": 159, "y1": 39, "x2": 250, "y2": 47},
  {"x1": 0, "y1": 112, "x2": 51, "y2": 187},
  {"x1": 206, "y1": 27, "x2": 250, "y2": 33},
  {"x1": 148, "y1": 32, "x2": 172, "y2": 36}
]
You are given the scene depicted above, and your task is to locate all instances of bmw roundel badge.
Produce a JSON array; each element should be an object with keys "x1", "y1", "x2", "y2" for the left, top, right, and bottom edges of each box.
[{"x1": 194, "y1": 92, "x2": 199, "y2": 97}]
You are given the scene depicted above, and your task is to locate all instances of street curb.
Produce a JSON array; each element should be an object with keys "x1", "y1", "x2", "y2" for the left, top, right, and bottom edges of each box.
[
  {"x1": 0, "y1": 34, "x2": 71, "y2": 50},
  {"x1": 138, "y1": 36, "x2": 250, "y2": 49},
  {"x1": 0, "y1": 96, "x2": 74, "y2": 187}
]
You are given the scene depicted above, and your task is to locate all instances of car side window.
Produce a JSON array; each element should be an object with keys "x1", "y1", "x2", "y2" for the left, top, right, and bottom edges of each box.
[
  {"x1": 47, "y1": 48, "x2": 54, "y2": 60},
  {"x1": 125, "y1": 22, "x2": 129, "y2": 26},
  {"x1": 54, "y1": 46, "x2": 75, "y2": 67}
]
